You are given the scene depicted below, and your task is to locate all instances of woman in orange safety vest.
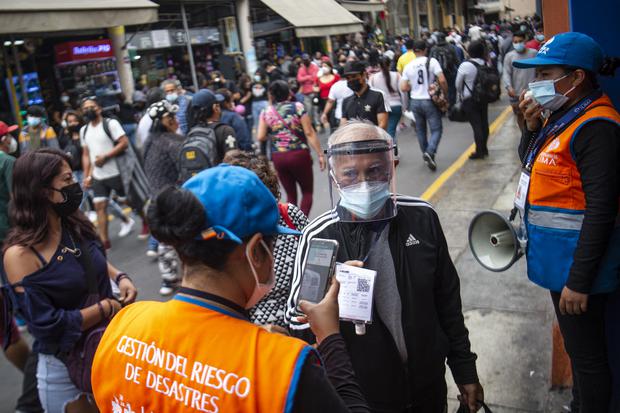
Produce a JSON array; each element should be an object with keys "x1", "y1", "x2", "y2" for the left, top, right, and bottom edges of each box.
[
  {"x1": 91, "y1": 164, "x2": 370, "y2": 413},
  {"x1": 516, "y1": 32, "x2": 620, "y2": 412}
]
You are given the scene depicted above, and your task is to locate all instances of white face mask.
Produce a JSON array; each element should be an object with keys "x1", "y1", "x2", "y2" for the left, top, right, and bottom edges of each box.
[
  {"x1": 528, "y1": 73, "x2": 575, "y2": 112},
  {"x1": 9, "y1": 137, "x2": 17, "y2": 154},
  {"x1": 2, "y1": 136, "x2": 17, "y2": 154},
  {"x1": 27, "y1": 116, "x2": 41, "y2": 127},
  {"x1": 244, "y1": 240, "x2": 275, "y2": 310},
  {"x1": 338, "y1": 181, "x2": 391, "y2": 220}
]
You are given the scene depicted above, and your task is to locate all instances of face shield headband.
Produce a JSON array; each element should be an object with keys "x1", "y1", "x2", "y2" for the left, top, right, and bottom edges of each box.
[{"x1": 326, "y1": 139, "x2": 397, "y2": 222}]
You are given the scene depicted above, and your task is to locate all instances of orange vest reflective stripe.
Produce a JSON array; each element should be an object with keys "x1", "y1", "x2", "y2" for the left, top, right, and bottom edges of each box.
[
  {"x1": 525, "y1": 94, "x2": 620, "y2": 293},
  {"x1": 92, "y1": 296, "x2": 315, "y2": 413}
]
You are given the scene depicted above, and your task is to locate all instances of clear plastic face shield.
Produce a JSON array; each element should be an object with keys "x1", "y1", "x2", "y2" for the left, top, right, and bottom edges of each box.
[{"x1": 327, "y1": 139, "x2": 397, "y2": 222}]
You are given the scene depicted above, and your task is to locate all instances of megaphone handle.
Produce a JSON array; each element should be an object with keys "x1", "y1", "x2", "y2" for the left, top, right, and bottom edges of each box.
[{"x1": 509, "y1": 207, "x2": 518, "y2": 222}]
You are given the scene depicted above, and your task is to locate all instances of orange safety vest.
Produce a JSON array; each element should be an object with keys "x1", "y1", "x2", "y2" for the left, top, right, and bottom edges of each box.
[
  {"x1": 92, "y1": 294, "x2": 316, "y2": 413},
  {"x1": 525, "y1": 94, "x2": 620, "y2": 292}
]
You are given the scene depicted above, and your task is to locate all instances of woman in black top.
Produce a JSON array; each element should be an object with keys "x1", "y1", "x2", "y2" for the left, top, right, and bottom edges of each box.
[
  {"x1": 58, "y1": 111, "x2": 83, "y2": 173},
  {"x1": 2, "y1": 148, "x2": 137, "y2": 412},
  {"x1": 143, "y1": 100, "x2": 185, "y2": 296}
]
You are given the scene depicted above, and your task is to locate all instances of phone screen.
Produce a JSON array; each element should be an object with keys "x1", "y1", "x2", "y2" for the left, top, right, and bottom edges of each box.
[{"x1": 298, "y1": 239, "x2": 338, "y2": 304}]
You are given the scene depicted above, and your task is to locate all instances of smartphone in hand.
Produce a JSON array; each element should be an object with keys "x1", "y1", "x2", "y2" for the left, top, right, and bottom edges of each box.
[{"x1": 297, "y1": 239, "x2": 339, "y2": 308}]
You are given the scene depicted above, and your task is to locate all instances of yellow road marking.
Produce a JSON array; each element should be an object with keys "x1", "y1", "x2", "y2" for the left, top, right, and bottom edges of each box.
[{"x1": 420, "y1": 106, "x2": 513, "y2": 201}]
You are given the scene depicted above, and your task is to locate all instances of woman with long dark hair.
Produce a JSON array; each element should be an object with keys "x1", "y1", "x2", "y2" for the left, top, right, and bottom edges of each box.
[
  {"x1": 257, "y1": 80, "x2": 326, "y2": 216},
  {"x1": 143, "y1": 100, "x2": 185, "y2": 296},
  {"x1": 369, "y1": 56, "x2": 404, "y2": 145},
  {"x1": 2, "y1": 148, "x2": 137, "y2": 412}
]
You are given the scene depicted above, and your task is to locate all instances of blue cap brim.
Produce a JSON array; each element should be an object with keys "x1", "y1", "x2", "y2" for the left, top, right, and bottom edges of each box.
[
  {"x1": 512, "y1": 56, "x2": 566, "y2": 69},
  {"x1": 272, "y1": 225, "x2": 302, "y2": 237},
  {"x1": 198, "y1": 225, "x2": 243, "y2": 244},
  {"x1": 214, "y1": 94, "x2": 225, "y2": 102}
]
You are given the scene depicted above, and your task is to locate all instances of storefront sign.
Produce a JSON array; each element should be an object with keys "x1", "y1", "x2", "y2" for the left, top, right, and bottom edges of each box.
[
  {"x1": 125, "y1": 28, "x2": 219, "y2": 51},
  {"x1": 219, "y1": 17, "x2": 241, "y2": 54},
  {"x1": 152, "y1": 30, "x2": 171, "y2": 49},
  {"x1": 55, "y1": 39, "x2": 114, "y2": 64}
]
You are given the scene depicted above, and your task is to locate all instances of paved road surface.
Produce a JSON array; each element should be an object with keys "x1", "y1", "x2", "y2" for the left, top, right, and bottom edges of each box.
[{"x1": 0, "y1": 97, "x2": 511, "y2": 411}]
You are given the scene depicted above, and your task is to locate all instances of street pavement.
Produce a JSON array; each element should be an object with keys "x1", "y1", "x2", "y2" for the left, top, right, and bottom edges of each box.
[{"x1": 0, "y1": 96, "x2": 572, "y2": 412}]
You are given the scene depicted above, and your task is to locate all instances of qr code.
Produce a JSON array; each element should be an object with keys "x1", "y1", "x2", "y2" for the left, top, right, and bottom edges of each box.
[{"x1": 357, "y1": 278, "x2": 370, "y2": 293}]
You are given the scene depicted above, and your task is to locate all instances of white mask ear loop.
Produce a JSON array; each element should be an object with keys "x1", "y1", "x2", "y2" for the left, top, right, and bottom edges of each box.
[{"x1": 556, "y1": 73, "x2": 576, "y2": 97}]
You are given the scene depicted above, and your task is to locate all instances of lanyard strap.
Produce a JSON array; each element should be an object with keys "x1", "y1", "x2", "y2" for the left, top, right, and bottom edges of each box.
[{"x1": 524, "y1": 90, "x2": 602, "y2": 170}]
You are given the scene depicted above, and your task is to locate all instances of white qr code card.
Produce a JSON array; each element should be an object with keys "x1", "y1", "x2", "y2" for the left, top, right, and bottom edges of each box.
[{"x1": 336, "y1": 263, "x2": 377, "y2": 323}]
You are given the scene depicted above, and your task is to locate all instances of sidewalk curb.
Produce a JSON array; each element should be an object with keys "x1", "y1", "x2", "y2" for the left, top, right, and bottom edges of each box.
[{"x1": 420, "y1": 106, "x2": 513, "y2": 202}]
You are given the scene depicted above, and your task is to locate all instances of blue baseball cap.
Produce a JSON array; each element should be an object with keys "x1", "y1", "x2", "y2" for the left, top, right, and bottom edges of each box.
[
  {"x1": 191, "y1": 89, "x2": 224, "y2": 108},
  {"x1": 513, "y1": 32, "x2": 604, "y2": 73},
  {"x1": 182, "y1": 164, "x2": 301, "y2": 243}
]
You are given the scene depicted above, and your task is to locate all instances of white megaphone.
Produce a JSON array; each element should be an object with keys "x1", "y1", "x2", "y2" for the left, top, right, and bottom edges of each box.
[{"x1": 468, "y1": 210, "x2": 525, "y2": 272}]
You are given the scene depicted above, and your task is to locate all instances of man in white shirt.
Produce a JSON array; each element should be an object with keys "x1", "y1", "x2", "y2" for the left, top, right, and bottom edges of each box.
[
  {"x1": 80, "y1": 97, "x2": 135, "y2": 249},
  {"x1": 400, "y1": 40, "x2": 448, "y2": 171},
  {"x1": 320, "y1": 79, "x2": 354, "y2": 127}
]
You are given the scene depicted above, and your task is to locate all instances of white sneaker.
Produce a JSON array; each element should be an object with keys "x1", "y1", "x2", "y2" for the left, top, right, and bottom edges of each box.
[
  {"x1": 87, "y1": 211, "x2": 98, "y2": 223},
  {"x1": 159, "y1": 284, "x2": 175, "y2": 296},
  {"x1": 161, "y1": 272, "x2": 179, "y2": 282},
  {"x1": 146, "y1": 249, "x2": 158, "y2": 258},
  {"x1": 118, "y1": 218, "x2": 135, "y2": 238}
]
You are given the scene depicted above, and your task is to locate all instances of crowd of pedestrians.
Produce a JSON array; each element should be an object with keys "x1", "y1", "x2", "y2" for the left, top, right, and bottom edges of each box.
[{"x1": 0, "y1": 11, "x2": 618, "y2": 413}]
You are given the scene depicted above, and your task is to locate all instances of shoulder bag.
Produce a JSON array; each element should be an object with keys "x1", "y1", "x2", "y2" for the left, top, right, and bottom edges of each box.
[
  {"x1": 57, "y1": 240, "x2": 110, "y2": 394},
  {"x1": 425, "y1": 58, "x2": 449, "y2": 113}
]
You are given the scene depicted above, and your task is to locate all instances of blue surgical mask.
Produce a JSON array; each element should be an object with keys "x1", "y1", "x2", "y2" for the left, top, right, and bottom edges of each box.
[
  {"x1": 513, "y1": 42, "x2": 525, "y2": 53},
  {"x1": 338, "y1": 181, "x2": 390, "y2": 220},
  {"x1": 27, "y1": 116, "x2": 41, "y2": 127},
  {"x1": 528, "y1": 74, "x2": 575, "y2": 112},
  {"x1": 535, "y1": 34, "x2": 545, "y2": 42},
  {"x1": 166, "y1": 93, "x2": 179, "y2": 103}
]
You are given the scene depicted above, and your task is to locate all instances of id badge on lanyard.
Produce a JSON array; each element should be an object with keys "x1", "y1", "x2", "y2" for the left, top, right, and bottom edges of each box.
[{"x1": 514, "y1": 170, "x2": 530, "y2": 214}]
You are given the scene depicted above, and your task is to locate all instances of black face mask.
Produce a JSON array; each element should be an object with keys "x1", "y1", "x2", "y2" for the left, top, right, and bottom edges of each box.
[
  {"x1": 51, "y1": 182, "x2": 83, "y2": 217},
  {"x1": 67, "y1": 124, "x2": 81, "y2": 134},
  {"x1": 347, "y1": 79, "x2": 363, "y2": 92},
  {"x1": 83, "y1": 109, "x2": 97, "y2": 122}
]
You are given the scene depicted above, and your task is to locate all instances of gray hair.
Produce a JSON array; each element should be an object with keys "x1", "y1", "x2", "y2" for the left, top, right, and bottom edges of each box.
[
  {"x1": 160, "y1": 79, "x2": 181, "y2": 90},
  {"x1": 328, "y1": 119, "x2": 393, "y2": 147}
]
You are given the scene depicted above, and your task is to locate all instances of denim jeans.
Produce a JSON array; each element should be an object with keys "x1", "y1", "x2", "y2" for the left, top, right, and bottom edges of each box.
[
  {"x1": 148, "y1": 235, "x2": 159, "y2": 252},
  {"x1": 37, "y1": 354, "x2": 84, "y2": 412},
  {"x1": 387, "y1": 105, "x2": 402, "y2": 145},
  {"x1": 252, "y1": 100, "x2": 269, "y2": 130},
  {"x1": 121, "y1": 123, "x2": 137, "y2": 146},
  {"x1": 410, "y1": 99, "x2": 443, "y2": 156}
]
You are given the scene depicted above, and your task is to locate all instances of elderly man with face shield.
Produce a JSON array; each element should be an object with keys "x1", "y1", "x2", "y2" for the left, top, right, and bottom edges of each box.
[
  {"x1": 287, "y1": 120, "x2": 484, "y2": 413},
  {"x1": 515, "y1": 32, "x2": 620, "y2": 412}
]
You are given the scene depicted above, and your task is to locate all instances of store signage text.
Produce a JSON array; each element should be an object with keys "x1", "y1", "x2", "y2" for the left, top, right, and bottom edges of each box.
[
  {"x1": 55, "y1": 39, "x2": 114, "y2": 64},
  {"x1": 73, "y1": 44, "x2": 111, "y2": 56}
]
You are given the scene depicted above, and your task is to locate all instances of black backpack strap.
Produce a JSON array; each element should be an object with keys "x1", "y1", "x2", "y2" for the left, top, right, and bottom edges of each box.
[
  {"x1": 101, "y1": 118, "x2": 114, "y2": 145},
  {"x1": 464, "y1": 60, "x2": 480, "y2": 94}
]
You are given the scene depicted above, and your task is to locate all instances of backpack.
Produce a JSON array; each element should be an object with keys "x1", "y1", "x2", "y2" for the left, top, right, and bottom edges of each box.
[
  {"x1": 466, "y1": 60, "x2": 501, "y2": 104},
  {"x1": 178, "y1": 123, "x2": 226, "y2": 183},
  {"x1": 430, "y1": 45, "x2": 457, "y2": 77}
]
